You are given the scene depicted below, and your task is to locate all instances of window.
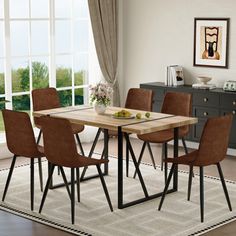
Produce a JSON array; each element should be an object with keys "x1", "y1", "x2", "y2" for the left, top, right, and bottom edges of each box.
[{"x1": 0, "y1": 0, "x2": 94, "y2": 131}]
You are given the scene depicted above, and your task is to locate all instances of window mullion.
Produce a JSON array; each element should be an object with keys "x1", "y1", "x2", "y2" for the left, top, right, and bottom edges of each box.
[
  {"x1": 49, "y1": 0, "x2": 56, "y2": 88},
  {"x1": 4, "y1": 0, "x2": 12, "y2": 109},
  {"x1": 29, "y1": 0, "x2": 33, "y2": 117},
  {"x1": 71, "y1": 0, "x2": 75, "y2": 106}
]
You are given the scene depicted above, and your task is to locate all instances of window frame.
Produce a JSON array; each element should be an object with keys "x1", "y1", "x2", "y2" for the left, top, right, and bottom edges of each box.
[{"x1": 2, "y1": 0, "x2": 91, "y2": 116}]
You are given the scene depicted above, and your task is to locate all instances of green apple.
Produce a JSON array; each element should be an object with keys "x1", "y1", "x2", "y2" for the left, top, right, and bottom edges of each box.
[{"x1": 136, "y1": 113, "x2": 142, "y2": 119}]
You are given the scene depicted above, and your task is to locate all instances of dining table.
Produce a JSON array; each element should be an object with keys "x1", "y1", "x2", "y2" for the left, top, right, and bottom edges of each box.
[{"x1": 33, "y1": 105, "x2": 198, "y2": 209}]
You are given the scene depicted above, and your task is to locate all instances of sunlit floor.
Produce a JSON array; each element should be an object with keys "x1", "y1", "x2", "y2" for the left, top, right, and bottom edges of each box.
[{"x1": 0, "y1": 138, "x2": 236, "y2": 236}]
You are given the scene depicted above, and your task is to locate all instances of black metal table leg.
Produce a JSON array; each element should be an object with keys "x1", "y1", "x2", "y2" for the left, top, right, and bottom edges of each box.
[
  {"x1": 173, "y1": 127, "x2": 179, "y2": 191},
  {"x1": 118, "y1": 126, "x2": 123, "y2": 209},
  {"x1": 103, "y1": 129, "x2": 109, "y2": 175},
  {"x1": 125, "y1": 134, "x2": 148, "y2": 198},
  {"x1": 80, "y1": 128, "x2": 102, "y2": 180}
]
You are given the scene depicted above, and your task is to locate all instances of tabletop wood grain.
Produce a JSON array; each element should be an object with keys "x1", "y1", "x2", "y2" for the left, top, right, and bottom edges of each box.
[{"x1": 33, "y1": 106, "x2": 198, "y2": 134}]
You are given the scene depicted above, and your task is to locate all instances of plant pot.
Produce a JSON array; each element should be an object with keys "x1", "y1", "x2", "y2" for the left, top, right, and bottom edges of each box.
[{"x1": 94, "y1": 103, "x2": 106, "y2": 114}]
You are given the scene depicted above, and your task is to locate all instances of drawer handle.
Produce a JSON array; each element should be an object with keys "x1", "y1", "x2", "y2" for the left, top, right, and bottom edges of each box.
[
  {"x1": 233, "y1": 101, "x2": 236, "y2": 106},
  {"x1": 233, "y1": 110, "x2": 236, "y2": 115},
  {"x1": 203, "y1": 112, "x2": 208, "y2": 116},
  {"x1": 203, "y1": 98, "x2": 208, "y2": 102}
]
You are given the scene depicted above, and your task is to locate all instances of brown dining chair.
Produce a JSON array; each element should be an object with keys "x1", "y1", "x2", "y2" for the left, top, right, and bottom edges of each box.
[
  {"x1": 2, "y1": 109, "x2": 44, "y2": 211},
  {"x1": 158, "y1": 114, "x2": 233, "y2": 222},
  {"x1": 135, "y1": 92, "x2": 192, "y2": 180},
  {"x1": 80, "y1": 88, "x2": 154, "y2": 180},
  {"x1": 39, "y1": 116, "x2": 113, "y2": 224},
  {"x1": 32, "y1": 88, "x2": 85, "y2": 156},
  {"x1": 32, "y1": 87, "x2": 85, "y2": 183}
]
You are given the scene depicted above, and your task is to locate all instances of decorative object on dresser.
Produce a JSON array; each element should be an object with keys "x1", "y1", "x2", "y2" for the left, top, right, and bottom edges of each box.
[
  {"x1": 223, "y1": 81, "x2": 236, "y2": 92},
  {"x1": 193, "y1": 18, "x2": 229, "y2": 68},
  {"x1": 140, "y1": 82, "x2": 236, "y2": 148},
  {"x1": 192, "y1": 76, "x2": 216, "y2": 89},
  {"x1": 165, "y1": 65, "x2": 184, "y2": 86}
]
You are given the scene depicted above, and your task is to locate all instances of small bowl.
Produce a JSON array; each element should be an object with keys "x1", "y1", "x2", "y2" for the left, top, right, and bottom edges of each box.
[{"x1": 197, "y1": 76, "x2": 212, "y2": 85}]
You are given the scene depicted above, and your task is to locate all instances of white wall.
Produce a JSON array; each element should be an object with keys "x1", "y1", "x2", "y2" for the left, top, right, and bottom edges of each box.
[{"x1": 121, "y1": 0, "x2": 236, "y2": 103}]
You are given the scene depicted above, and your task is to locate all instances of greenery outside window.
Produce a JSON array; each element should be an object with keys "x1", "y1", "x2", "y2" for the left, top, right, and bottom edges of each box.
[{"x1": 0, "y1": 0, "x2": 93, "y2": 132}]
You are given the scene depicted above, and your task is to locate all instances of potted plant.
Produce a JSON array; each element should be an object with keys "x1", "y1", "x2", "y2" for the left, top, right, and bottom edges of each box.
[{"x1": 89, "y1": 82, "x2": 113, "y2": 114}]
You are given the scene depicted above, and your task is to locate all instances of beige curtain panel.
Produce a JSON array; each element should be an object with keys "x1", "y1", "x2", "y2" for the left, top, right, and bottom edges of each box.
[{"x1": 88, "y1": 0, "x2": 120, "y2": 106}]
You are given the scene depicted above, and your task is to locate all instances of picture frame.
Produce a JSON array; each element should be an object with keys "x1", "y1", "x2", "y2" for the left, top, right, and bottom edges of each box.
[{"x1": 193, "y1": 18, "x2": 230, "y2": 68}]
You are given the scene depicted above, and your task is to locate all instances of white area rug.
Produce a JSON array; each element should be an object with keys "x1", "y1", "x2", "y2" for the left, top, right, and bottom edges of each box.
[{"x1": 0, "y1": 154, "x2": 236, "y2": 236}]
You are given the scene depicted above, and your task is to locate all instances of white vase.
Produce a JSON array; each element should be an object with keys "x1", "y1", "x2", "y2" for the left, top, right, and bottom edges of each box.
[{"x1": 94, "y1": 103, "x2": 106, "y2": 114}]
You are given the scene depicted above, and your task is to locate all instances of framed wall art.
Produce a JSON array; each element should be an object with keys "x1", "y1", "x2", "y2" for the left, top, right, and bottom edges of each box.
[{"x1": 193, "y1": 18, "x2": 229, "y2": 68}]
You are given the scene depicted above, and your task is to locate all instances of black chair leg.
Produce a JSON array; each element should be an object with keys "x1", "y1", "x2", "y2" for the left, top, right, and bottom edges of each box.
[
  {"x1": 100, "y1": 148, "x2": 105, "y2": 159},
  {"x1": 96, "y1": 165, "x2": 113, "y2": 212},
  {"x1": 217, "y1": 163, "x2": 232, "y2": 211},
  {"x1": 182, "y1": 137, "x2": 188, "y2": 154},
  {"x1": 76, "y1": 168, "x2": 80, "y2": 202},
  {"x1": 164, "y1": 143, "x2": 168, "y2": 183},
  {"x1": 36, "y1": 130, "x2": 42, "y2": 145},
  {"x1": 75, "y1": 134, "x2": 85, "y2": 156},
  {"x1": 2, "y1": 155, "x2": 17, "y2": 202},
  {"x1": 161, "y1": 143, "x2": 164, "y2": 171},
  {"x1": 71, "y1": 168, "x2": 75, "y2": 224},
  {"x1": 38, "y1": 158, "x2": 43, "y2": 192},
  {"x1": 187, "y1": 166, "x2": 193, "y2": 201},
  {"x1": 59, "y1": 166, "x2": 71, "y2": 200},
  {"x1": 126, "y1": 141, "x2": 129, "y2": 177},
  {"x1": 182, "y1": 138, "x2": 195, "y2": 178},
  {"x1": 147, "y1": 142, "x2": 156, "y2": 169},
  {"x1": 30, "y1": 158, "x2": 34, "y2": 211},
  {"x1": 36, "y1": 131, "x2": 44, "y2": 190},
  {"x1": 200, "y1": 166, "x2": 204, "y2": 223},
  {"x1": 158, "y1": 164, "x2": 175, "y2": 211},
  {"x1": 39, "y1": 164, "x2": 55, "y2": 213},
  {"x1": 57, "y1": 166, "x2": 60, "y2": 175}
]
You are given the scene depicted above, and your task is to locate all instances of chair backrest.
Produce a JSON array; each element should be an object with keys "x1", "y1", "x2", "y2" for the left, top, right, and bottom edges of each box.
[
  {"x1": 32, "y1": 87, "x2": 60, "y2": 111},
  {"x1": 32, "y1": 87, "x2": 61, "y2": 126},
  {"x1": 40, "y1": 116, "x2": 79, "y2": 167},
  {"x1": 161, "y1": 92, "x2": 192, "y2": 135},
  {"x1": 161, "y1": 91, "x2": 192, "y2": 116},
  {"x1": 2, "y1": 109, "x2": 39, "y2": 157},
  {"x1": 196, "y1": 114, "x2": 233, "y2": 166},
  {"x1": 125, "y1": 88, "x2": 153, "y2": 111}
]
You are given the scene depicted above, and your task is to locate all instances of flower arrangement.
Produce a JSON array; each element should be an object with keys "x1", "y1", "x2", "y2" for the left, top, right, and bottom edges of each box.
[{"x1": 89, "y1": 82, "x2": 113, "y2": 106}]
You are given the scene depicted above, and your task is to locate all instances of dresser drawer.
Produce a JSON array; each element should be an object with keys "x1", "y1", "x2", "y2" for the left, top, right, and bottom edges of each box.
[
  {"x1": 193, "y1": 92, "x2": 219, "y2": 107},
  {"x1": 220, "y1": 94, "x2": 236, "y2": 109},
  {"x1": 194, "y1": 107, "x2": 219, "y2": 118}
]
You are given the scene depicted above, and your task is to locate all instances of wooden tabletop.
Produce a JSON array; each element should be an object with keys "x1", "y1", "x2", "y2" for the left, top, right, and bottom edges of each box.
[
  {"x1": 33, "y1": 106, "x2": 198, "y2": 134},
  {"x1": 33, "y1": 104, "x2": 92, "y2": 117},
  {"x1": 122, "y1": 116, "x2": 198, "y2": 134}
]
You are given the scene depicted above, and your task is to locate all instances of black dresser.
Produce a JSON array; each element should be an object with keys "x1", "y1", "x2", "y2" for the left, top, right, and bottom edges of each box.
[{"x1": 140, "y1": 82, "x2": 236, "y2": 148}]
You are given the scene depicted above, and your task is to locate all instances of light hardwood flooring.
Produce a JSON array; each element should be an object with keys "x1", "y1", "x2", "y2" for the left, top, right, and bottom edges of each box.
[{"x1": 0, "y1": 138, "x2": 236, "y2": 236}]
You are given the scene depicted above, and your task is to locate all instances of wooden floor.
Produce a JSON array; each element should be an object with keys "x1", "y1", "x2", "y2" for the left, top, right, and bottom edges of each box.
[{"x1": 0, "y1": 139, "x2": 236, "y2": 236}]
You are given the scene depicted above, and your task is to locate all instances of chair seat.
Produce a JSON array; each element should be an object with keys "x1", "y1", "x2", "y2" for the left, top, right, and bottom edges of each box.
[
  {"x1": 36, "y1": 122, "x2": 84, "y2": 134},
  {"x1": 53, "y1": 154, "x2": 109, "y2": 168},
  {"x1": 164, "y1": 150, "x2": 198, "y2": 165},
  {"x1": 71, "y1": 123, "x2": 85, "y2": 134},
  {"x1": 137, "y1": 128, "x2": 187, "y2": 143}
]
